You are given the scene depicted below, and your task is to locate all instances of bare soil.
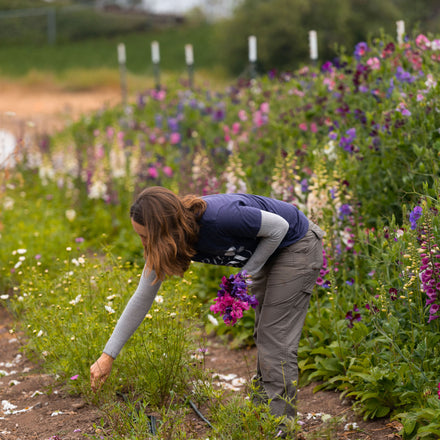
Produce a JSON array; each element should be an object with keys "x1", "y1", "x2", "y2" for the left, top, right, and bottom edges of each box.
[{"x1": 0, "y1": 85, "x2": 403, "y2": 439}]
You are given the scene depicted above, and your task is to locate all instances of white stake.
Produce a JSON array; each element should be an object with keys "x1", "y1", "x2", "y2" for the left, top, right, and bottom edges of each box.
[
  {"x1": 185, "y1": 44, "x2": 194, "y2": 66},
  {"x1": 117, "y1": 43, "x2": 126, "y2": 65},
  {"x1": 151, "y1": 41, "x2": 160, "y2": 64},
  {"x1": 309, "y1": 30, "x2": 318, "y2": 61},
  {"x1": 396, "y1": 20, "x2": 405, "y2": 45},
  {"x1": 248, "y1": 35, "x2": 257, "y2": 63}
]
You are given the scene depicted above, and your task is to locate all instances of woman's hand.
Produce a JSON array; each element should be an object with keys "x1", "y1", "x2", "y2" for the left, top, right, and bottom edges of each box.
[{"x1": 90, "y1": 352, "x2": 114, "y2": 392}]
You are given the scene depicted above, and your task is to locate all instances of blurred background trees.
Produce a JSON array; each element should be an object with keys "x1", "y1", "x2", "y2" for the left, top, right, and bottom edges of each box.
[{"x1": 1, "y1": 0, "x2": 439, "y2": 77}]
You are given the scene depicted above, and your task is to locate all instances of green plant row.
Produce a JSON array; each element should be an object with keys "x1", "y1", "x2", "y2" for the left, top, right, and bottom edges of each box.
[{"x1": 2, "y1": 30, "x2": 440, "y2": 438}]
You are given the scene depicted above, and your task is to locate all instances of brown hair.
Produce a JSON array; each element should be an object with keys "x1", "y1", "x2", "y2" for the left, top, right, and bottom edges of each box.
[{"x1": 130, "y1": 186, "x2": 207, "y2": 282}]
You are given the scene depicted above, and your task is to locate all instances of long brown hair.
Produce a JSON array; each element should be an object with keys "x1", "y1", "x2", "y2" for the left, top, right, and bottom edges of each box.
[{"x1": 130, "y1": 186, "x2": 207, "y2": 282}]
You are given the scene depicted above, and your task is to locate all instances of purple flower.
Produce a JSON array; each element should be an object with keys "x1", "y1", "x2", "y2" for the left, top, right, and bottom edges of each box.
[
  {"x1": 167, "y1": 117, "x2": 179, "y2": 132},
  {"x1": 300, "y1": 178, "x2": 309, "y2": 193},
  {"x1": 321, "y1": 61, "x2": 334, "y2": 73},
  {"x1": 389, "y1": 288, "x2": 398, "y2": 301},
  {"x1": 210, "y1": 271, "x2": 258, "y2": 326},
  {"x1": 395, "y1": 66, "x2": 415, "y2": 84},
  {"x1": 354, "y1": 42, "x2": 369, "y2": 60},
  {"x1": 409, "y1": 206, "x2": 423, "y2": 230},
  {"x1": 345, "y1": 305, "x2": 361, "y2": 328},
  {"x1": 339, "y1": 204, "x2": 352, "y2": 220}
]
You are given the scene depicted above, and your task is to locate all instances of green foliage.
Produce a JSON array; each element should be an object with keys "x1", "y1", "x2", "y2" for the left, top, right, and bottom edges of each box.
[{"x1": 3, "y1": 29, "x2": 440, "y2": 439}]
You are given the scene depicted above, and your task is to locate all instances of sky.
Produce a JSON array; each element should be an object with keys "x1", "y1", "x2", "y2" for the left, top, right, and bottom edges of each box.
[{"x1": 146, "y1": 0, "x2": 205, "y2": 13}]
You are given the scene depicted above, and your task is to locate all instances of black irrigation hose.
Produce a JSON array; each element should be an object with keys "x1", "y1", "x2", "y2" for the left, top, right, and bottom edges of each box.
[
  {"x1": 116, "y1": 392, "x2": 213, "y2": 433},
  {"x1": 116, "y1": 392, "x2": 157, "y2": 435},
  {"x1": 185, "y1": 396, "x2": 213, "y2": 429}
]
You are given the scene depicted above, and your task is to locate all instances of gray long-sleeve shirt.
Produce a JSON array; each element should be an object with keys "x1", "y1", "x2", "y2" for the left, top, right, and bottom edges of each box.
[{"x1": 103, "y1": 209, "x2": 303, "y2": 359}]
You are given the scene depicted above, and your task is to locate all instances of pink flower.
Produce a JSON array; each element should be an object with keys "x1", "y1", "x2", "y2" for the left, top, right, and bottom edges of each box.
[
  {"x1": 232, "y1": 122, "x2": 241, "y2": 135},
  {"x1": 299, "y1": 122, "x2": 308, "y2": 131},
  {"x1": 70, "y1": 374, "x2": 79, "y2": 381},
  {"x1": 310, "y1": 122, "x2": 318, "y2": 133},
  {"x1": 170, "y1": 132, "x2": 181, "y2": 144},
  {"x1": 147, "y1": 167, "x2": 159, "y2": 179},
  {"x1": 238, "y1": 110, "x2": 248, "y2": 121},
  {"x1": 162, "y1": 166, "x2": 173, "y2": 177},
  {"x1": 366, "y1": 57, "x2": 381, "y2": 70},
  {"x1": 253, "y1": 111, "x2": 264, "y2": 127},
  {"x1": 260, "y1": 102, "x2": 270, "y2": 113},
  {"x1": 416, "y1": 34, "x2": 430, "y2": 50}
]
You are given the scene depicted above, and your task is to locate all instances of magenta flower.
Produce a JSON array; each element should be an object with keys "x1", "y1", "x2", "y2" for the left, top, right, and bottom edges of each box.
[
  {"x1": 147, "y1": 167, "x2": 159, "y2": 179},
  {"x1": 70, "y1": 374, "x2": 79, "y2": 380},
  {"x1": 210, "y1": 271, "x2": 258, "y2": 326},
  {"x1": 162, "y1": 166, "x2": 173, "y2": 177},
  {"x1": 170, "y1": 132, "x2": 181, "y2": 145}
]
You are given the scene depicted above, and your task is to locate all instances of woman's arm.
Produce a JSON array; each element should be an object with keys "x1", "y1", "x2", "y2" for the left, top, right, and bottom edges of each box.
[
  {"x1": 242, "y1": 210, "x2": 289, "y2": 276},
  {"x1": 90, "y1": 267, "x2": 161, "y2": 390}
]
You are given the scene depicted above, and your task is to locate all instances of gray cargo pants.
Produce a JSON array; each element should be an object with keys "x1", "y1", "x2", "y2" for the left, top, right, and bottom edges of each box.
[{"x1": 251, "y1": 220, "x2": 324, "y2": 419}]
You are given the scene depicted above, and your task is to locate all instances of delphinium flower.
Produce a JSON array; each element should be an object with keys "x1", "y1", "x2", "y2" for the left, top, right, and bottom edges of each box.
[
  {"x1": 409, "y1": 206, "x2": 423, "y2": 230},
  {"x1": 345, "y1": 305, "x2": 361, "y2": 328},
  {"x1": 210, "y1": 271, "x2": 258, "y2": 326}
]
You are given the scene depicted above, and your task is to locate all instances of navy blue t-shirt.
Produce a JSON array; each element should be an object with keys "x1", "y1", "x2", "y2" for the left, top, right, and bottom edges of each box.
[{"x1": 192, "y1": 193, "x2": 309, "y2": 267}]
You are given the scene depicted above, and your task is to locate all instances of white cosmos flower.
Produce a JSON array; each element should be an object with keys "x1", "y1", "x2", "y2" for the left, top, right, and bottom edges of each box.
[
  {"x1": 65, "y1": 209, "x2": 76, "y2": 222},
  {"x1": 155, "y1": 295, "x2": 164, "y2": 303},
  {"x1": 69, "y1": 294, "x2": 82, "y2": 306},
  {"x1": 1, "y1": 295, "x2": 9, "y2": 300},
  {"x1": 14, "y1": 261, "x2": 22, "y2": 269},
  {"x1": 207, "y1": 314, "x2": 219, "y2": 326},
  {"x1": 105, "y1": 305, "x2": 115, "y2": 314},
  {"x1": 17, "y1": 249, "x2": 27, "y2": 254}
]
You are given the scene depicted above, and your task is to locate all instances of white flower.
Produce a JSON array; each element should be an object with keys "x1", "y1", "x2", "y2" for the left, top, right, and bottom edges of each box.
[
  {"x1": 18, "y1": 256, "x2": 25, "y2": 261},
  {"x1": 65, "y1": 209, "x2": 76, "y2": 222},
  {"x1": 71, "y1": 258, "x2": 79, "y2": 266},
  {"x1": 17, "y1": 249, "x2": 27, "y2": 254},
  {"x1": 37, "y1": 330, "x2": 43, "y2": 338},
  {"x1": 3, "y1": 197, "x2": 14, "y2": 210},
  {"x1": 344, "y1": 422, "x2": 359, "y2": 431},
  {"x1": 88, "y1": 180, "x2": 108, "y2": 200},
  {"x1": 155, "y1": 295, "x2": 164, "y2": 304},
  {"x1": 14, "y1": 261, "x2": 22, "y2": 269},
  {"x1": 207, "y1": 314, "x2": 219, "y2": 326},
  {"x1": 77, "y1": 257, "x2": 85, "y2": 265},
  {"x1": 0, "y1": 295, "x2": 9, "y2": 300},
  {"x1": 69, "y1": 294, "x2": 82, "y2": 306},
  {"x1": 105, "y1": 305, "x2": 115, "y2": 314}
]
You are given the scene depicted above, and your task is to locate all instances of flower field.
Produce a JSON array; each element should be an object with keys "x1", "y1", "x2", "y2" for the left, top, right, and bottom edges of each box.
[{"x1": 2, "y1": 31, "x2": 440, "y2": 439}]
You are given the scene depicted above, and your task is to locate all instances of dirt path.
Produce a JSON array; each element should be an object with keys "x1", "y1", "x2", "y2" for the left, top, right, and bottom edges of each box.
[{"x1": 0, "y1": 85, "x2": 403, "y2": 439}]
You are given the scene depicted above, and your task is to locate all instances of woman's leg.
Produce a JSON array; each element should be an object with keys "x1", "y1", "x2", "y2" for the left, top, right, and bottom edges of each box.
[{"x1": 251, "y1": 223, "x2": 324, "y2": 418}]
